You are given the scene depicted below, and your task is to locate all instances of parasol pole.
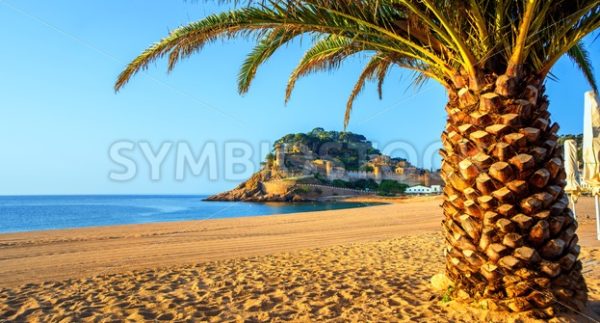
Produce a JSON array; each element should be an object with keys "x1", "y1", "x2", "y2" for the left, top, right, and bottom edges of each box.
[
  {"x1": 570, "y1": 195, "x2": 577, "y2": 220},
  {"x1": 596, "y1": 194, "x2": 600, "y2": 240}
]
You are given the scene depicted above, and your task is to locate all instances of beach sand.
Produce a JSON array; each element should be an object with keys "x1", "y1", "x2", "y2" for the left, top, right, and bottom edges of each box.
[{"x1": 1, "y1": 196, "x2": 599, "y2": 322}]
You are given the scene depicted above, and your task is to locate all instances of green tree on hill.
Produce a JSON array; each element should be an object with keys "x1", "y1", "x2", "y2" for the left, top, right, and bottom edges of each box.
[{"x1": 377, "y1": 180, "x2": 408, "y2": 195}]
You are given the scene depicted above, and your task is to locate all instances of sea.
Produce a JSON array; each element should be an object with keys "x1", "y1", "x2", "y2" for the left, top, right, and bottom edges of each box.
[{"x1": 0, "y1": 195, "x2": 374, "y2": 234}]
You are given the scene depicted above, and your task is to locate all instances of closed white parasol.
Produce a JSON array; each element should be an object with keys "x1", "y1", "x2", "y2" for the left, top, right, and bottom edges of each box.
[
  {"x1": 563, "y1": 139, "x2": 580, "y2": 219},
  {"x1": 582, "y1": 90, "x2": 600, "y2": 239}
]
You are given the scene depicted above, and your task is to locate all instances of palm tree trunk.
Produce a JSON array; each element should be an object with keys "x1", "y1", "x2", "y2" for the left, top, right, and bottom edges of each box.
[{"x1": 440, "y1": 73, "x2": 587, "y2": 317}]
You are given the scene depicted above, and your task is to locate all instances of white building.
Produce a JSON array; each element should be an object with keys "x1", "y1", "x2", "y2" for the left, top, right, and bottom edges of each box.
[{"x1": 405, "y1": 185, "x2": 442, "y2": 194}]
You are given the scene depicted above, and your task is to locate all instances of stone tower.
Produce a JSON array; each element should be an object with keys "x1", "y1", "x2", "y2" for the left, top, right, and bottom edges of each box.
[
  {"x1": 274, "y1": 143, "x2": 286, "y2": 170},
  {"x1": 325, "y1": 160, "x2": 333, "y2": 178},
  {"x1": 373, "y1": 165, "x2": 383, "y2": 182},
  {"x1": 423, "y1": 171, "x2": 431, "y2": 186}
]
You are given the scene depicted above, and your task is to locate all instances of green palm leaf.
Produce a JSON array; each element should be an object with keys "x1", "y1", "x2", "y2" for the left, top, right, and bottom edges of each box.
[
  {"x1": 567, "y1": 42, "x2": 598, "y2": 93},
  {"x1": 116, "y1": 0, "x2": 600, "y2": 116}
]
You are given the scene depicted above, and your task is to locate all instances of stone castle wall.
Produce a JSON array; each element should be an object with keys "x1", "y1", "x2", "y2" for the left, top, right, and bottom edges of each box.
[
  {"x1": 322, "y1": 170, "x2": 440, "y2": 186},
  {"x1": 261, "y1": 181, "x2": 294, "y2": 196},
  {"x1": 272, "y1": 143, "x2": 442, "y2": 187},
  {"x1": 297, "y1": 184, "x2": 370, "y2": 197}
]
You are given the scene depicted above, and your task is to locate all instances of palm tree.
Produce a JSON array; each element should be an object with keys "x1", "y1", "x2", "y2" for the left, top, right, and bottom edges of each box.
[{"x1": 115, "y1": 0, "x2": 600, "y2": 318}]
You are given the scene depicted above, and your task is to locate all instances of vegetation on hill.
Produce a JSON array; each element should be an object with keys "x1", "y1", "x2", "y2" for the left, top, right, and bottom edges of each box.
[{"x1": 275, "y1": 128, "x2": 382, "y2": 171}]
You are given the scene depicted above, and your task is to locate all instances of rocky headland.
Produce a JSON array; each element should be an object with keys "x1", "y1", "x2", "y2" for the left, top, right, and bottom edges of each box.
[{"x1": 206, "y1": 128, "x2": 442, "y2": 202}]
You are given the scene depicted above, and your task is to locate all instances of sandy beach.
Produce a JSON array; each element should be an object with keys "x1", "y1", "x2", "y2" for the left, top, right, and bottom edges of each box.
[{"x1": 1, "y1": 196, "x2": 600, "y2": 322}]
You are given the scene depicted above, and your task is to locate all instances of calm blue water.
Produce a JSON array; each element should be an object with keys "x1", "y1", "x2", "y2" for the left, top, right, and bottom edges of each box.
[{"x1": 0, "y1": 195, "x2": 374, "y2": 234}]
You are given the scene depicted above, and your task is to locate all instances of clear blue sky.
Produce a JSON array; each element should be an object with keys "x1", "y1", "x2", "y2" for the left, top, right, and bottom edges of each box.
[{"x1": 1, "y1": 1, "x2": 599, "y2": 195}]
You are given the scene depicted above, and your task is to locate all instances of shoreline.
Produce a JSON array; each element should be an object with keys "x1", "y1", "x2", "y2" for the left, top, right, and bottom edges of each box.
[
  {"x1": 0, "y1": 195, "x2": 387, "y2": 236},
  {"x1": 0, "y1": 194, "x2": 427, "y2": 237},
  {"x1": 0, "y1": 196, "x2": 438, "y2": 287}
]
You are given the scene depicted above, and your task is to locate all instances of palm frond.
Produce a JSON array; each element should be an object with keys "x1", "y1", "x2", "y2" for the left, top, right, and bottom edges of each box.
[
  {"x1": 285, "y1": 35, "x2": 363, "y2": 103},
  {"x1": 116, "y1": 0, "x2": 600, "y2": 126},
  {"x1": 567, "y1": 42, "x2": 598, "y2": 93},
  {"x1": 238, "y1": 27, "x2": 303, "y2": 94},
  {"x1": 344, "y1": 53, "x2": 392, "y2": 129},
  {"x1": 505, "y1": 0, "x2": 539, "y2": 76}
]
